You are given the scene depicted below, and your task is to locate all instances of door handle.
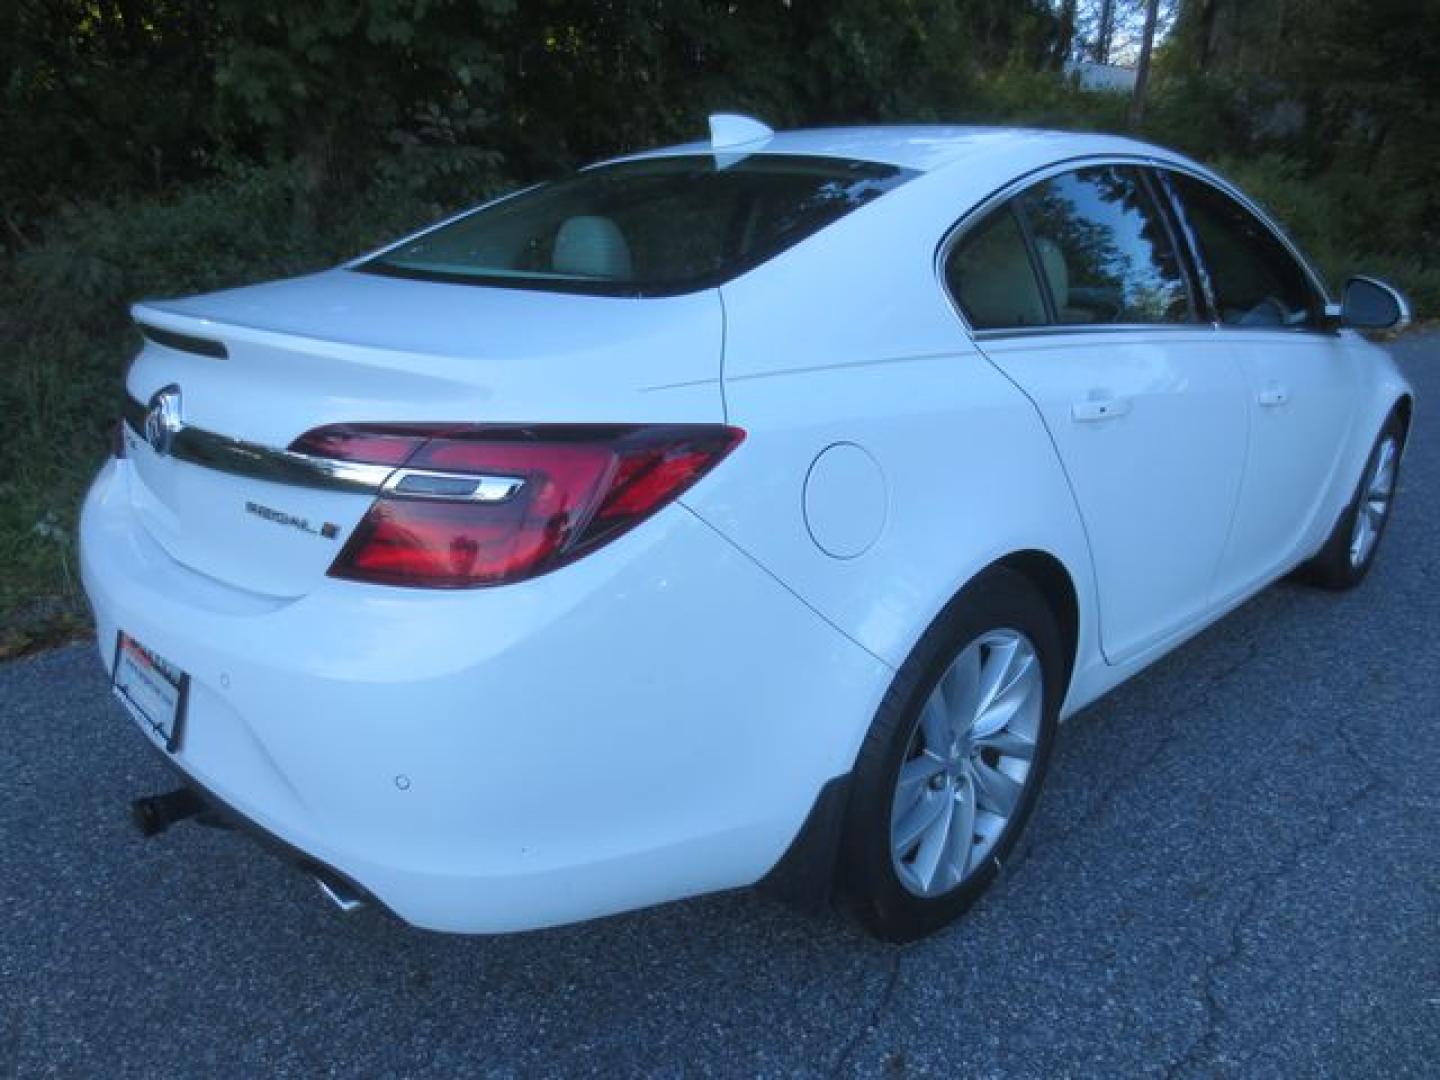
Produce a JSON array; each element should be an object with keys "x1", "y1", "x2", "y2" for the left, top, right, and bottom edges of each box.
[
  {"x1": 1258, "y1": 384, "x2": 1289, "y2": 407},
  {"x1": 1071, "y1": 396, "x2": 1131, "y2": 423}
]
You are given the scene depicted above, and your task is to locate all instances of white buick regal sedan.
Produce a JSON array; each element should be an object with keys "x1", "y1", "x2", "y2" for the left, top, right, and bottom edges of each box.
[{"x1": 81, "y1": 116, "x2": 1413, "y2": 941}]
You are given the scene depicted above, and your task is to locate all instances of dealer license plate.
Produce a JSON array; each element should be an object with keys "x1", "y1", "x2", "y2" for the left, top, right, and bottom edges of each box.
[{"x1": 112, "y1": 632, "x2": 189, "y2": 752}]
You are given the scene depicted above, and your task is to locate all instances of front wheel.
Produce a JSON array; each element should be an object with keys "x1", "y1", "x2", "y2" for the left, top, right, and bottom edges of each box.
[
  {"x1": 838, "y1": 568, "x2": 1064, "y2": 942},
  {"x1": 1297, "y1": 416, "x2": 1404, "y2": 590}
]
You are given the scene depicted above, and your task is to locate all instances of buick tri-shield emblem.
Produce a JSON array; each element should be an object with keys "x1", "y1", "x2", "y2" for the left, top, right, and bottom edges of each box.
[{"x1": 143, "y1": 384, "x2": 183, "y2": 456}]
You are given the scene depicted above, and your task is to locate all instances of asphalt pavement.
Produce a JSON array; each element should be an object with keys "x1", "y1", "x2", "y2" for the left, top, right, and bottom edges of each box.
[{"x1": 3, "y1": 333, "x2": 1438, "y2": 1078}]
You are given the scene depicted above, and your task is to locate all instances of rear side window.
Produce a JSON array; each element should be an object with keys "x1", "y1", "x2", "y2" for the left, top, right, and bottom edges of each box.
[
  {"x1": 1167, "y1": 172, "x2": 1322, "y2": 329},
  {"x1": 360, "y1": 155, "x2": 915, "y2": 297},
  {"x1": 945, "y1": 207, "x2": 1049, "y2": 329},
  {"x1": 1016, "y1": 166, "x2": 1195, "y2": 326}
]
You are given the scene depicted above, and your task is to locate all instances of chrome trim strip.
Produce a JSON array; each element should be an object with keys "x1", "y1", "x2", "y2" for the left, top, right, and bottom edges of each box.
[
  {"x1": 1153, "y1": 159, "x2": 1334, "y2": 308},
  {"x1": 935, "y1": 154, "x2": 1146, "y2": 337},
  {"x1": 124, "y1": 394, "x2": 531, "y2": 499},
  {"x1": 118, "y1": 395, "x2": 372, "y2": 496},
  {"x1": 1150, "y1": 166, "x2": 1220, "y2": 319},
  {"x1": 932, "y1": 152, "x2": 1336, "y2": 341},
  {"x1": 176, "y1": 429, "x2": 396, "y2": 492},
  {"x1": 382, "y1": 468, "x2": 526, "y2": 503},
  {"x1": 970, "y1": 324, "x2": 1222, "y2": 342}
]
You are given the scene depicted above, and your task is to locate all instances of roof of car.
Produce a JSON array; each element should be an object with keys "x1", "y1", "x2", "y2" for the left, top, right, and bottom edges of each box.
[{"x1": 611, "y1": 124, "x2": 1169, "y2": 174}]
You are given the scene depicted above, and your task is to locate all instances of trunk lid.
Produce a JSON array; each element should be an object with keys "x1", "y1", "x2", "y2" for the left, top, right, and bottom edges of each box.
[{"x1": 122, "y1": 269, "x2": 725, "y2": 597}]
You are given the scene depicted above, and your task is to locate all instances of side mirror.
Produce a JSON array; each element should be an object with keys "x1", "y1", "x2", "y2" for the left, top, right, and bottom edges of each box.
[{"x1": 1335, "y1": 276, "x2": 1412, "y2": 331}]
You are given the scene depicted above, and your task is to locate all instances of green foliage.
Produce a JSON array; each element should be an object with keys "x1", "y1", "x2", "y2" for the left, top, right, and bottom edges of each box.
[
  {"x1": 1207, "y1": 154, "x2": 1440, "y2": 315},
  {"x1": 0, "y1": 160, "x2": 454, "y2": 648},
  {"x1": 971, "y1": 65, "x2": 1128, "y2": 130},
  {"x1": 0, "y1": 1, "x2": 222, "y2": 235},
  {"x1": 1156, "y1": 0, "x2": 1440, "y2": 281},
  {"x1": 1, "y1": 0, "x2": 1437, "y2": 648}
]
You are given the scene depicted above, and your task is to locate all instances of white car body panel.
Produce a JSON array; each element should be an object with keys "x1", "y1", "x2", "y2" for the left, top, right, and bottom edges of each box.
[
  {"x1": 126, "y1": 274, "x2": 724, "y2": 595},
  {"x1": 685, "y1": 348, "x2": 1100, "y2": 715},
  {"x1": 1212, "y1": 330, "x2": 1362, "y2": 598},
  {"x1": 975, "y1": 329, "x2": 1250, "y2": 665},
  {"x1": 79, "y1": 124, "x2": 1414, "y2": 932},
  {"x1": 82, "y1": 459, "x2": 891, "y2": 931},
  {"x1": 133, "y1": 269, "x2": 726, "y2": 439}
]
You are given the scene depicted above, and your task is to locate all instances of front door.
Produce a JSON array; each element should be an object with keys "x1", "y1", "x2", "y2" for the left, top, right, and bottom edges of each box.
[{"x1": 1162, "y1": 171, "x2": 1362, "y2": 599}]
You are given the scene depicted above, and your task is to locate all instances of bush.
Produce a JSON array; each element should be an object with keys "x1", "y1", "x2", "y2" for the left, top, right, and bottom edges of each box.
[
  {"x1": 0, "y1": 156, "x2": 514, "y2": 652},
  {"x1": 1, "y1": 63, "x2": 1435, "y2": 654},
  {"x1": 972, "y1": 66, "x2": 1128, "y2": 131},
  {"x1": 1209, "y1": 154, "x2": 1440, "y2": 314}
]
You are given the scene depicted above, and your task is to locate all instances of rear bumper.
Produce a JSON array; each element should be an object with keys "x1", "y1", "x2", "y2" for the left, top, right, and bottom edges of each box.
[
  {"x1": 140, "y1": 747, "x2": 384, "y2": 915},
  {"x1": 81, "y1": 460, "x2": 890, "y2": 932}
]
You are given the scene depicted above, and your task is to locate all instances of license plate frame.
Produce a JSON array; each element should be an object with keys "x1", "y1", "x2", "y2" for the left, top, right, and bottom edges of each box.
[{"x1": 111, "y1": 631, "x2": 190, "y2": 753}]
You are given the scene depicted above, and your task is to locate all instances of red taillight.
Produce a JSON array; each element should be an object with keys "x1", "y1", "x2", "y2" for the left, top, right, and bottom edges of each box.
[
  {"x1": 288, "y1": 423, "x2": 440, "y2": 466},
  {"x1": 289, "y1": 423, "x2": 744, "y2": 588}
]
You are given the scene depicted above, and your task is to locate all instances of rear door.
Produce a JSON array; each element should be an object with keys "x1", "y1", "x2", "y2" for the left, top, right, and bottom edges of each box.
[
  {"x1": 1160, "y1": 170, "x2": 1363, "y2": 600},
  {"x1": 948, "y1": 163, "x2": 1249, "y2": 664}
]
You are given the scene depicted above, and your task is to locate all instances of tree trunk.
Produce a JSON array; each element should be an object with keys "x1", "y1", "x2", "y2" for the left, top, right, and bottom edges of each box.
[
  {"x1": 292, "y1": 116, "x2": 338, "y2": 238},
  {"x1": 1272, "y1": 0, "x2": 1290, "y2": 75},
  {"x1": 1056, "y1": 0, "x2": 1078, "y2": 68},
  {"x1": 1094, "y1": 0, "x2": 1116, "y2": 64},
  {"x1": 1196, "y1": 0, "x2": 1220, "y2": 71},
  {"x1": 1129, "y1": 0, "x2": 1162, "y2": 129}
]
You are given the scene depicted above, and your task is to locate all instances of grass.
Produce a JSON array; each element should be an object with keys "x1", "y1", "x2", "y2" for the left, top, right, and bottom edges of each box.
[{"x1": 0, "y1": 314, "x2": 122, "y2": 657}]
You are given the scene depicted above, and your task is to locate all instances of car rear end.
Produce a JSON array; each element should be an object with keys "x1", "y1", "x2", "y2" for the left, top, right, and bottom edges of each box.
[{"x1": 80, "y1": 151, "x2": 907, "y2": 930}]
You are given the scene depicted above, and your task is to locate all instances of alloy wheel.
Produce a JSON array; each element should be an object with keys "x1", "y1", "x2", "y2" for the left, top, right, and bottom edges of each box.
[
  {"x1": 890, "y1": 628, "x2": 1042, "y2": 898},
  {"x1": 1349, "y1": 436, "x2": 1398, "y2": 569}
]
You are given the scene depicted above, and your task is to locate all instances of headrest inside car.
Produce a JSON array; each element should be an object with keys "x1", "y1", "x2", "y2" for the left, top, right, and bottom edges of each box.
[{"x1": 552, "y1": 216, "x2": 634, "y2": 279}]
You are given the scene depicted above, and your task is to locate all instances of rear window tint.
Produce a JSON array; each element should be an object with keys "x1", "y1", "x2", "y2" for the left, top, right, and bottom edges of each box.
[
  {"x1": 361, "y1": 155, "x2": 916, "y2": 297},
  {"x1": 1017, "y1": 166, "x2": 1195, "y2": 326},
  {"x1": 945, "y1": 206, "x2": 1049, "y2": 329}
]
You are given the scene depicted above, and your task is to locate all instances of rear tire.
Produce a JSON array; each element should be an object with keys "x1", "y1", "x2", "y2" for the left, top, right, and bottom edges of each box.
[
  {"x1": 1296, "y1": 415, "x2": 1404, "y2": 591},
  {"x1": 838, "y1": 567, "x2": 1063, "y2": 943}
]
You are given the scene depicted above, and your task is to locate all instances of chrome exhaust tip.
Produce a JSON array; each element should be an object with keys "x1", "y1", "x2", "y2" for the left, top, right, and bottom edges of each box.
[{"x1": 315, "y1": 875, "x2": 366, "y2": 913}]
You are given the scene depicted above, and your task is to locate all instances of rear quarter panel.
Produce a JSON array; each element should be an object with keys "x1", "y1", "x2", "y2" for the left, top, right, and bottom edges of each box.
[{"x1": 682, "y1": 172, "x2": 1105, "y2": 749}]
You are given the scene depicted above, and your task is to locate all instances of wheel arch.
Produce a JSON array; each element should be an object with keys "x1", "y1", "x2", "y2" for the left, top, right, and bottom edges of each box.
[
  {"x1": 1394, "y1": 392, "x2": 1414, "y2": 439},
  {"x1": 758, "y1": 545, "x2": 1084, "y2": 916},
  {"x1": 993, "y1": 548, "x2": 1081, "y2": 695}
]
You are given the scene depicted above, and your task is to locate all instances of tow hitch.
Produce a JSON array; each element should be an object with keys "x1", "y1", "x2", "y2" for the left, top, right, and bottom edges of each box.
[
  {"x1": 128, "y1": 789, "x2": 371, "y2": 915},
  {"x1": 129, "y1": 784, "x2": 368, "y2": 915},
  {"x1": 130, "y1": 787, "x2": 214, "y2": 837}
]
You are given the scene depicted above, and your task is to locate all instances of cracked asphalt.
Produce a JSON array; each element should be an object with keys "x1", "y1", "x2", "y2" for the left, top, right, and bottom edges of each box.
[{"x1": 4, "y1": 333, "x2": 1439, "y2": 1078}]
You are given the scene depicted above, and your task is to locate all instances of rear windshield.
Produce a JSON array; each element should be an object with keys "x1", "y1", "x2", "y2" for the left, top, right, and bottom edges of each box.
[{"x1": 359, "y1": 154, "x2": 916, "y2": 297}]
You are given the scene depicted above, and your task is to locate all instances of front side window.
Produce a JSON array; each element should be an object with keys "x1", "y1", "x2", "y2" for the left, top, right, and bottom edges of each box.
[
  {"x1": 360, "y1": 155, "x2": 915, "y2": 297},
  {"x1": 1166, "y1": 172, "x2": 1323, "y2": 329},
  {"x1": 1017, "y1": 166, "x2": 1195, "y2": 326}
]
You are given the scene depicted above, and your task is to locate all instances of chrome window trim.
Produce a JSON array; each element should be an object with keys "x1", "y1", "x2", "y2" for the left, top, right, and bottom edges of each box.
[
  {"x1": 1150, "y1": 168, "x2": 1221, "y2": 320},
  {"x1": 934, "y1": 154, "x2": 1201, "y2": 340},
  {"x1": 969, "y1": 323, "x2": 1223, "y2": 343},
  {"x1": 1136, "y1": 166, "x2": 1207, "y2": 325},
  {"x1": 1151, "y1": 162, "x2": 1334, "y2": 314},
  {"x1": 934, "y1": 152, "x2": 1334, "y2": 342},
  {"x1": 122, "y1": 395, "x2": 525, "y2": 501}
]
